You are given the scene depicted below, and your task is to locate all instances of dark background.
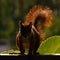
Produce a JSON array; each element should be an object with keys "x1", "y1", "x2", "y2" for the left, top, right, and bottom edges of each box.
[{"x1": 0, "y1": 0, "x2": 60, "y2": 52}]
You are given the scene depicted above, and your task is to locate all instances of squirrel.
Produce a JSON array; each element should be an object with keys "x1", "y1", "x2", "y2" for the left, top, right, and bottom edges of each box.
[{"x1": 16, "y1": 5, "x2": 53, "y2": 55}]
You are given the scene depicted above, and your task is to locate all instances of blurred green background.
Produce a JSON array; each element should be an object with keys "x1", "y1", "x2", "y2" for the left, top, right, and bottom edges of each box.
[{"x1": 0, "y1": 0, "x2": 60, "y2": 52}]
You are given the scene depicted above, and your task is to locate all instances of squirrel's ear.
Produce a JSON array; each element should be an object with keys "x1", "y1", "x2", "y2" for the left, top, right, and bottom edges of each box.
[
  {"x1": 19, "y1": 21, "x2": 22, "y2": 27},
  {"x1": 29, "y1": 22, "x2": 32, "y2": 27},
  {"x1": 19, "y1": 21, "x2": 24, "y2": 27}
]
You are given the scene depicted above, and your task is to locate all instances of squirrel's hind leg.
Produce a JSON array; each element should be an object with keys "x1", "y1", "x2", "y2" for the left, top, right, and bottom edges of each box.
[{"x1": 19, "y1": 40, "x2": 25, "y2": 55}]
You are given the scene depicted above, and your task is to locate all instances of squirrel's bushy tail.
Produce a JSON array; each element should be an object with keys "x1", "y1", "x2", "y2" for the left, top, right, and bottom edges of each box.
[{"x1": 24, "y1": 5, "x2": 53, "y2": 41}]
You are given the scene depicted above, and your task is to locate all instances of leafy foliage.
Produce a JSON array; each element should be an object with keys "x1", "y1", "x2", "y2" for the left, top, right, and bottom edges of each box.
[
  {"x1": 0, "y1": 18, "x2": 15, "y2": 38},
  {"x1": 45, "y1": 15, "x2": 60, "y2": 39},
  {"x1": 37, "y1": 36, "x2": 60, "y2": 54},
  {"x1": 0, "y1": 49, "x2": 20, "y2": 54}
]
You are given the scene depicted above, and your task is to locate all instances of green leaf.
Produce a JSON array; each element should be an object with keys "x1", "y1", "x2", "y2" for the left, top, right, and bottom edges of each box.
[
  {"x1": 37, "y1": 35, "x2": 60, "y2": 54},
  {"x1": 0, "y1": 49, "x2": 20, "y2": 54}
]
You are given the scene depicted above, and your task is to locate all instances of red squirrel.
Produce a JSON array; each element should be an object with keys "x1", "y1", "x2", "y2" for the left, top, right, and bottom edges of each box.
[{"x1": 16, "y1": 5, "x2": 53, "y2": 55}]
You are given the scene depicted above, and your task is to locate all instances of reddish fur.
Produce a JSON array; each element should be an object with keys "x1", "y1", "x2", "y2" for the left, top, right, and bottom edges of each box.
[
  {"x1": 24, "y1": 5, "x2": 53, "y2": 41},
  {"x1": 16, "y1": 5, "x2": 53, "y2": 54},
  {"x1": 24, "y1": 5, "x2": 52, "y2": 26}
]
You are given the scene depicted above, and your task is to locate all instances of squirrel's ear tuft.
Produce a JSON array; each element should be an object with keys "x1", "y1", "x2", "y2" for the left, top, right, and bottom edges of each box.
[
  {"x1": 29, "y1": 22, "x2": 32, "y2": 27},
  {"x1": 19, "y1": 21, "x2": 22, "y2": 27},
  {"x1": 19, "y1": 21, "x2": 22, "y2": 24},
  {"x1": 19, "y1": 21, "x2": 24, "y2": 27}
]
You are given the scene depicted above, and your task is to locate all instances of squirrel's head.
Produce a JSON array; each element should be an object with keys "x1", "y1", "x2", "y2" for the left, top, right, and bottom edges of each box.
[{"x1": 19, "y1": 21, "x2": 32, "y2": 37}]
